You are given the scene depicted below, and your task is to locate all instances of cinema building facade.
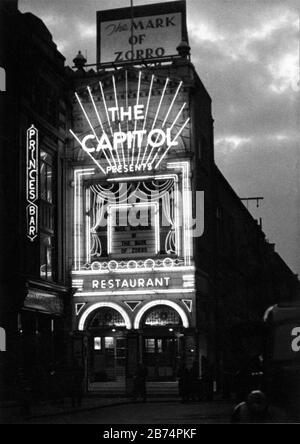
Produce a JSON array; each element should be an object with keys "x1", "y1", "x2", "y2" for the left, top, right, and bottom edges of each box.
[
  {"x1": 68, "y1": 61, "x2": 209, "y2": 384},
  {"x1": 67, "y1": 43, "x2": 299, "y2": 387},
  {"x1": 1, "y1": 1, "x2": 299, "y2": 397}
]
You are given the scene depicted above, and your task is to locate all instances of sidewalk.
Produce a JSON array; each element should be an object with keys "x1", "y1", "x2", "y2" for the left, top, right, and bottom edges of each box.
[
  {"x1": 0, "y1": 396, "x2": 129, "y2": 424},
  {"x1": 1, "y1": 393, "x2": 235, "y2": 424}
]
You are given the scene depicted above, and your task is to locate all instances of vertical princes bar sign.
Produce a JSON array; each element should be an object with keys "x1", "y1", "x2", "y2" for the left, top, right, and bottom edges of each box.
[{"x1": 26, "y1": 125, "x2": 39, "y2": 242}]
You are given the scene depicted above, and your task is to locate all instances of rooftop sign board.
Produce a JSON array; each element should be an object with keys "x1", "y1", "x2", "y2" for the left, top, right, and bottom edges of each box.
[{"x1": 97, "y1": 1, "x2": 188, "y2": 65}]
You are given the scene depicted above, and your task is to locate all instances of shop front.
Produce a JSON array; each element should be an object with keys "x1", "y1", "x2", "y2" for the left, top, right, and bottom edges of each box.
[{"x1": 18, "y1": 285, "x2": 66, "y2": 374}]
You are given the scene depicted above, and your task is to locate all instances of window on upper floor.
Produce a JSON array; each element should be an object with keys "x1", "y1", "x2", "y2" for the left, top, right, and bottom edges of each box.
[
  {"x1": 40, "y1": 150, "x2": 53, "y2": 205},
  {"x1": 40, "y1": 233, "x2": 53, "y2": 280},
  {"x1": 39, "y1": 149, "x2": 56, "y2": 280}
]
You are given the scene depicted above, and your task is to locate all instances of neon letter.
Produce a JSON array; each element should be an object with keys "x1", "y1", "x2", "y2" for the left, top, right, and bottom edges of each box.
[
  {"x1": 120, "y1": 107, "x2": 132, "y2": 121},
  {"x1": 82, "y1": 135, "x2": 96, "y2": 153},
  {"x1": 92, "y1": 280, "x2": 99, "y2": 289},
  {"x1": 148, "y1": 129, "x2": 166, "y2": 148},
  {"x1": 113, "y1": 132, "x2": 127, "y2": 149},
  {"x1": 166, "y1": 128, "x2": 178, "y2": 146},
  {"x1": 97, "y1": 133, "x2": 113, "y2": 152},
  {"x1": 108, "y1": 107, "x2": 119, "y2": 122},
  {"x1": 134, "y1": 104, "x2": 145, "y2": 120}
]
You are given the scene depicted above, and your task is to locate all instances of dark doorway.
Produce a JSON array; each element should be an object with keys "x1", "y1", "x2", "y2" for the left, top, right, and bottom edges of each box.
[
  {"x1": 92, "y1": 335, "x2": 126, "y2": 382},
  {"x1": 140, "y1": 304, "x2": 183, "y2": 381},
  {"x1": 143, "y1": 336, "x2": 179, "y2": 380},
  {"x1": 86, "y1": 307, "x2": 127, "y2": 383}
]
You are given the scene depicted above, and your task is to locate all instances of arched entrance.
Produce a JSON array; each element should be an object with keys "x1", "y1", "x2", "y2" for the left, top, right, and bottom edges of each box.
[
  {"x1": 138, "y1": 303, "x2": 186, "y2": 381},
  {"x1": 81, "y1": 304, "x2": 129, "y2": 383}
]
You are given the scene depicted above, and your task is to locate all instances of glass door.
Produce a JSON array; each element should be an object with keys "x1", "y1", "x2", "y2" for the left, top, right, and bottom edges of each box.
[
  {"x1": 92, "y1": 336, "x2": 115, "y2": 381},
  {"x1": 143, "y1": 337, "x2": 178, "y2": 380}
]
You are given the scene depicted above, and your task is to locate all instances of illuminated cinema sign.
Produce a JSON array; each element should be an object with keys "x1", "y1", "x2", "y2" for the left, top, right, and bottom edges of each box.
[
  {"x1": 26, "y1": 125, "x2": 39, "y2": 242},
  {"x1": 80, "y1": 103, "x2": 178, "y2": 174},
  {"x1": 97, "y1": 1, "x2": 188, "y2": 64},
  {"x1": 91, "y1": 276, "x2": 171, "y2": 290},
  {"x1": 72, "y1": 270, "x2": 195, "y2": 295},
  {"x1": 70, "y1": 72, "x2": 190, "y2": 176}
]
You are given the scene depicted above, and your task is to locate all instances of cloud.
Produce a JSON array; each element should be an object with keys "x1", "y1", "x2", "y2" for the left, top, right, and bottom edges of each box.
[
  {"x1": 268, "y1": 52, "x2": 299, "y2": 94},
  {"x1": 215, "y1": 136, "x2": 252, "y2": 154},
  {"x1": 40, "y1": 14, "x2": 64, "y2": 28},
  {"x1": 55, "y1": 39, "x2": 71, "y2": 54},
  {"x1": 189, "y1": 22, "x2": 224, "y2": 44},
  {"x1": 77, "y1": 22, "x2": 97, "y2": 39}
]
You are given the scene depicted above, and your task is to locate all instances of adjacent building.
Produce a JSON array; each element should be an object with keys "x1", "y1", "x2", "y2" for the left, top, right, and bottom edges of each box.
[{"x1": 0, "y1": 0, "x2": 69, "y2": 396}]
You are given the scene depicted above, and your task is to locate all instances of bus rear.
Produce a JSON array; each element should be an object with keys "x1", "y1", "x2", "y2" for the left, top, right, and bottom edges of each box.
[{"x1": 263, "y1": 303, "x2": 300, "y2": 420}]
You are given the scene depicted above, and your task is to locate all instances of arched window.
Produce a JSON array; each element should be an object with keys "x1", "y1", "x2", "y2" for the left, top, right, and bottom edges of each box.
[
  {"x1": 0, "y1": 67, "x2": 6, "y2": 92},
  {"x1": 141, "y1": 305, "x2": 182, "y2": 327},
  {"x1": 87, "y1": 307, "x2": 126, "y2": 329}
]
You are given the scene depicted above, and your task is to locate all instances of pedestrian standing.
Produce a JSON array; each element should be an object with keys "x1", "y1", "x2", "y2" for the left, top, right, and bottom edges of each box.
[
  {"x1": 189, "y1": 361, "x2": 199, "y2": 401},
  {"x1": 202, "y1": 359, "x2": 214, "y2": 401},
  {"x1": 178, "y1": 365, "x2": 190, "y2": 403},
  {"x1": 132, "y1": 362, "x2": 148, "y2": 402},
  {"x1": 71, "y1": 359, "x2": 84, "y2": 407}
]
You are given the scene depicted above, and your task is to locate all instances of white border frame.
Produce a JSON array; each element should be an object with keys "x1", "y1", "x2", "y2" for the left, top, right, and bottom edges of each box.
[{"x1": 73, "y1": 162, "x2": 192, "y2": 272}]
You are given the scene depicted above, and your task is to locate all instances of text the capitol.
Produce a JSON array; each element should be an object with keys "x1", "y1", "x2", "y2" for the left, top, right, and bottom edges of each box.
[{"x1": 81, "y1": 104, "x2": 178, "y2": 155}]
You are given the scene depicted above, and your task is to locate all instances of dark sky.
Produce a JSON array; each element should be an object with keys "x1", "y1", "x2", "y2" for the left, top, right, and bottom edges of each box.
[{"x1": 19, "y1": 0, "x2": 300, "y2": 276}]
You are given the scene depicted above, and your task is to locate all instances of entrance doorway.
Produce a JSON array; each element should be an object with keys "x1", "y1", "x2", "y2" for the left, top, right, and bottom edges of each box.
[
  {"x1": 86, "y1": 307, "x2": 127, "y2": 383},
  {"x1": 141, "y1": 304, "x2": 183, "y2": 381},
  {"x1": 92, "y1": 336, "x2": 126, "y2": 382},
  {"x1": 144, "y1": 336, "x2": 179, "y2": 380}
]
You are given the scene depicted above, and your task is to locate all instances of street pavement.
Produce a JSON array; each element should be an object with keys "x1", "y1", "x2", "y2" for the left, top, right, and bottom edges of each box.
[{"x1": 20, "y1": 399, "x2": 234, "y2": 424}]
